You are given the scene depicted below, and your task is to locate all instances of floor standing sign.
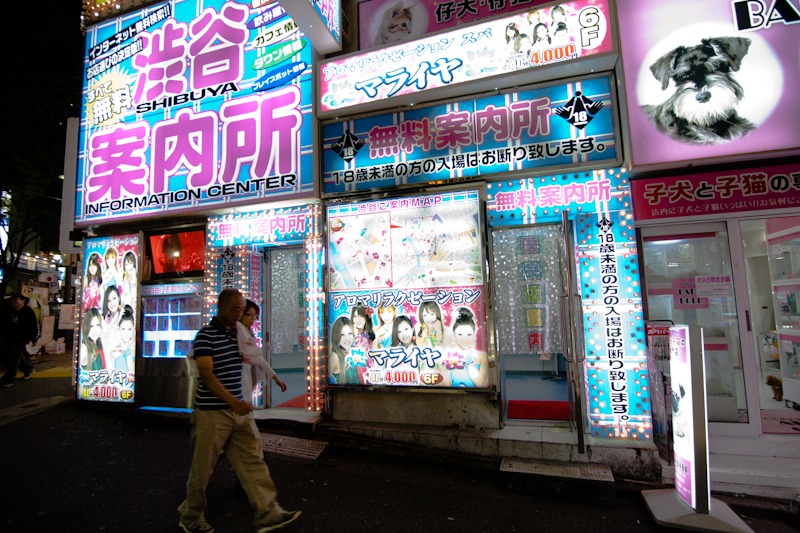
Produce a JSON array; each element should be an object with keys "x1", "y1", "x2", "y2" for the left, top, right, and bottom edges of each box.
[{"x1": 642, "y1": 325, "x2": 754, "y2": 533}]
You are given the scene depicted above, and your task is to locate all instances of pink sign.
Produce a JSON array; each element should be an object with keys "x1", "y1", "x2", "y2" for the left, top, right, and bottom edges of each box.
[
  {"x1": 631, "y1": 163, "x2": 800, "y2": 221},
  {"x1": 617, "y1": 0, "x2": 800, "y2": 169},
  {"x1": 359, "y1": 0, "x2": 554, "y2": 49},
  {"x1": 674, "y1": 452, "x2": 694, "y2": 507},
  {"x1": 320, "y1": 0, "x2": 613, "y2": 114},
  {"x1": 672, "y1": 279, "x2": 708, "y2": 310}
]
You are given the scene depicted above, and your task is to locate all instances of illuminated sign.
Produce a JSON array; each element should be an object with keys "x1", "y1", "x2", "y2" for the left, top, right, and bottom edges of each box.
[
  {"x1": 207, "y1": 205, "x2": 314, "y2": 246},
  {"x1": 76, "y1": 0, "x2": 314, "y2": 226},
  {"x1": 78, "y1": 234, "x2": 139, "y2": 403},
  {"x1": 319, "y1": 0, "x2": 614, "y2": 115},
  {"x1": 631, "y1": 162, "x2": 800, "y2": 221},
  {"x1": 617, "y1": 0, "x2": 800, "y2": 170},
  {"x1": 669, "y1": 325, "x2": 711, "y2": 513},
  {"x1": 281, "y1": 0, "x2": 341, "y2": 53},
  {"x1": 323, "y1": 76, "x2": 618, "y2": 194},
  {"x1": 359, "y1": 0, "x2": 555, "y2": 49},
  {"x1": 326, "y1": 190, "x2": 489, "y2": 388}
]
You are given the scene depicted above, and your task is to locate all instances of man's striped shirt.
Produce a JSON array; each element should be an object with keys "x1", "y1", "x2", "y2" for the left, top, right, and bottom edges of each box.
[{"x1": 193, "y1": 318, "x2": 242, "y2": 410}]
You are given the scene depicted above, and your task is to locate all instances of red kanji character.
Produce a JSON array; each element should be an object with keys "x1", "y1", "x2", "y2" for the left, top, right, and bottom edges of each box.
[
  {"x1": 434, "y1": 110, "x2": 472, "y2": 150},
  {"x1": 474, "y1": 104, "x2": 510, "y2": 144},
  {"x1": 398, "y1": 118, "x2": 433, "y2": 153},
  {"x1": 740, "y1": 172, "x2": 768, "y2": 196},
  {"x1": 668, "y1": 180, "x2": 694, "y2": 203},
  {"x1": 368, "y1": 125, "x2": 400, "y2": 158}
]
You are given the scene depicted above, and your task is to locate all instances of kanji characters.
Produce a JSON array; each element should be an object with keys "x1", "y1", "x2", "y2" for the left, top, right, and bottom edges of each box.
[
  {"x1": 188, "y1": 1, "x2": 249, "y2": 90},
  {"x1": 132, "y1": 19, "x2": 189, "y2": 104},
  {"x1": 87, "y1": 122, "x2": 150, "y2": 203}
]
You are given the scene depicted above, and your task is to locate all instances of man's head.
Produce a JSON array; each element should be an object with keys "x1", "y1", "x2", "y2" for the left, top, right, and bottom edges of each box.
[
  {"x1": 217, "y1": 289, "x2": 245, "y2": 328},
  {"x1": 9, "y1": 293, "x2": 26, "y2": 311}
]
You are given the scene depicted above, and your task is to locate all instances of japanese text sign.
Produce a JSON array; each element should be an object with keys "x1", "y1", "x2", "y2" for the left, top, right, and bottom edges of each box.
[
  {"x1": 576, "y1": 210, "x2": 652, "y2": 439},
  {"x1": 359, "y1": 0, "x2": 555, "y2": 49},
  {"x1": 631, "y1": 163, "x2": 800, "y2": 221},
  {"x1": 617, "y1": 0, "x2": 800, "y2": 169},
  {"x1": 320, "y1": 0, "x2": 613, "y2": 115},
  {"x1": 486, "y1": 167, "x2": 630, "y2": 226},
  {"x1": 669, "y1": 325, "x2": 710, "y2": 513},
  {"x1": 77, "y1": 0, "x2": 315, "y2": 226},
  {"x1": 323, "y1": 76, "x2": 618, "y2": 194},
  {"x1": 280, "y1": 0, "x2": 342, "y2": 53},
  {"x1": 326, "y1": 190, "x2": 488, "y2": 389},
  {"x1": 78, "y1": 234, "x2": 139, "y2": 404},
  {"x1": 207, "y1": 204, "x2": 313, "y2": 246}
]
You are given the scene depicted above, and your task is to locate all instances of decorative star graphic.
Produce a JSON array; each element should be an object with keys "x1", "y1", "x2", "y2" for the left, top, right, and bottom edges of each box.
[{"x1": 596, "y1": 218, "x2": 614, "y2": 232}]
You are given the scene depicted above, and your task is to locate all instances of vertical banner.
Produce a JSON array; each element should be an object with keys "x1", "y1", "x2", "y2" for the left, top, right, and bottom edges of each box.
[
  {"x1": 78, "y1": 234, "x2": 139, "y2": 403},
  {"x1": 669, "y1": 325, "x2": 710, "y2": 513},
  {"x1": 326, "y1": 190, "x2": 489, "y2": 388}
]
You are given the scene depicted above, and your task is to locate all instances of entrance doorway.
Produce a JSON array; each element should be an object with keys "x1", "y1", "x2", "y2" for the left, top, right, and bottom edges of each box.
[
  {"x1": 491, "y1": 219, "x2": 584, "y2": 425},
  {"x1": 260, "y1": 246, "x2": 306, "y2": 409}
]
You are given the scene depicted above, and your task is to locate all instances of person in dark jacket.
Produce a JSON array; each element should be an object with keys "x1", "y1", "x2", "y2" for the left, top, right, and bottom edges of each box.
[{"x1": 1, "y1": 293, "x2": 39, "y2": 387}]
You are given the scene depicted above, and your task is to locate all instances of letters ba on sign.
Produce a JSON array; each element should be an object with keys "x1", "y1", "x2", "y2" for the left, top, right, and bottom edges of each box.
[
  {"x1": 76, "y1": 0, "x2": 315, "y2": 226},
  {"x1": 323, "y1": 76, "x2": 618, "y2": 194},
  {"x1": 319, "y1": 0, "x2": 614, "y2": 116}
]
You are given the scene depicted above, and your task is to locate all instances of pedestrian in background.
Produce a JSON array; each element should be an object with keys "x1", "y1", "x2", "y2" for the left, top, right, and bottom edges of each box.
[
  {"x1": 1, "y1": 293, "x2": 39, "y2": 387},
  {"x1": 177, "y1": 289, "x2": 300, "y2": 533}
]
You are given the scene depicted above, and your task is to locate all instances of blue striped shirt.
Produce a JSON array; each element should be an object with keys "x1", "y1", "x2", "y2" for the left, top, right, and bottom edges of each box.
[{"x1": 193, "y1": 318, "x2": 242, "y2": 410}]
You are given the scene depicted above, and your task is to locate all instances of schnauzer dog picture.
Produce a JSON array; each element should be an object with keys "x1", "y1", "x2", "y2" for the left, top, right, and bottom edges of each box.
[{"x1": 642, "y1": 37, "x2": 755, "y2": 145}]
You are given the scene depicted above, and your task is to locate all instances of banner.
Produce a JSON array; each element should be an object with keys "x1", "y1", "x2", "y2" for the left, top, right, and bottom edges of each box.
[
  {"x1": 320, "y1": 0, "x2": 613, "y2": 114},
  {"x1": 323, "y1": 76, "x2": 618, "y2": 194},
  {"x1": 78, "y1": 234, "x2": 139, "y2": 403},
  {"x1": 326, "y1": 190, "x2": 489, "y2": 388},
  {"x1": 77, "y1": 0, "x2": 314, "y2": 225}
]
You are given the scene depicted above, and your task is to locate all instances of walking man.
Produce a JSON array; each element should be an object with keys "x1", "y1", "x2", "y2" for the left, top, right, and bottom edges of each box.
[
  {"x1": 1, "y1": 293, "x2": 38, "y2": 387},
  {"x1": 178, "y1": 289, "x2": 301, "y2": 533}
]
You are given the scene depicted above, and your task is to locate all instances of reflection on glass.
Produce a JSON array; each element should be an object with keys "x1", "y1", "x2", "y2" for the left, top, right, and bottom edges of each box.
[{"x1": 642, "y1": 230, "x2": 747, "y2": 423}]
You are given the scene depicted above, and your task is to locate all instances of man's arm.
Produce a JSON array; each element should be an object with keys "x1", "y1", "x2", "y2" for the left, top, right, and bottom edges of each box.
[{"x1": 195, "y1": 356, "x2": 253, "y2": 415}]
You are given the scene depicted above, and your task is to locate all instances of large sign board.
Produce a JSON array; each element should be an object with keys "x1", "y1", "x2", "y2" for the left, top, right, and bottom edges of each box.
[
  {"x1": 280, "y1": 0, "x2": 341, "y2": 53},
  {"x1": 76, "y1": 0, "x2": 314, "y2": 226},
  {"x1": 669, "y1": 325, "x2": 710, "y2": 513},
  {"x1": 78, "y1": 234, "x2": 139, "y2": 404},
  {"x1": 320, "y1": 0, "x2": 614, "y2": 116},
  {"x1": 617, "y1": 0, "x2": 800, "y2": 170},
  {"x1": 323, "y1": 76, "x2": 618, "y2": 194},
  {"x1": 326, "y1": 190, "x2": 489, "y2": 388}
]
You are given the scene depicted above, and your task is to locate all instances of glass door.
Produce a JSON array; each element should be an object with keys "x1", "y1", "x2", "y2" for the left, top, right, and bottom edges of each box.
[
  {"x1": 640, "y1": 223, "x2": 749, "y2": 425},
  {"x1": 491, "y1": 219, "x2": 584, "y2": 435},
  {"x1": 262, "y1": 246, "x2": 306, "y2": 409}
]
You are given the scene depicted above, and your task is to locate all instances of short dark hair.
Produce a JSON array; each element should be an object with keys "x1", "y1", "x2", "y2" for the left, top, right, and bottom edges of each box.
[
  {"x1": 10, "y1": 293, "x2": 25, "y2": 301},
  {"x1": 245, "y1": 299, "x2": 260, "y2": 315}
]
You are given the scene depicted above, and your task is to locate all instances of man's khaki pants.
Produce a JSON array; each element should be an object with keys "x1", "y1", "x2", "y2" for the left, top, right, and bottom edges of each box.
[{"x1": 177, "y1": 409, "x2": 280, "y2": 528}]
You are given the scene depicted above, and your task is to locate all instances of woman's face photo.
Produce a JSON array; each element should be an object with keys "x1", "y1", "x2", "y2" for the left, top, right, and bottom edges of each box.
[
  {"x1": 120, "y1": 320, "x2": 134, "y2": 344},
  {"x1": 89, "y1": 263, "x2": 97, "y2": 276},
  {"x1": 380, "y1": 308, "x2": 395, "y2": 325},
  {"x1": 107, "y1": 291, "x2": 120, "y2": 314},
  {"x1": 454, "y1": 324, "x2": 476, "y2": 350},
  {"x1": 125, "y1": 258, "x2": 135, "y2": 273},
  {"x1": 338, "y1": 324, "x2": 354, "y2": 351},
  {"x1": 536, "y1": 25, "x2": 547, "y2": 40},
  {"x1": 89, "y1": 317, "x2": 102, "y2": 341},
  {"x1": 106, "y1": 255, "x2": 116, "y2": 271},
  {"x1": 397, "y1": 321, "x2": 414, "y2": 347},
  {"x1": 352, "y1": 313, "x2": 366, "y2": 330},
  {"x1": 422, "y1": 308, "x2": 438, "y2": 326}
]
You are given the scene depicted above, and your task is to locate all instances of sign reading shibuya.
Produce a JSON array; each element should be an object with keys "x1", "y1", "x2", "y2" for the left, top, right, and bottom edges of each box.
[
  {"x1": 319, "y1": 0, "x2": 612, "y2": 115},
  {"x1": 76, "y1": 0, "x2": 314, "y2": 225},
  {"x1": 323, "y1": 76, "x2": 617, "y2": 194}
]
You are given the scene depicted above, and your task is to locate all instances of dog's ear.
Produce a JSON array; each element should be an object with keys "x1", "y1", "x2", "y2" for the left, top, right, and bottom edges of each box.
[
  {"x1": 705, "y1": 37, "x2": 751, "y2": 71},
  {"x1": 679, "y1": 384, "x2": 685, "y2": 398},
  {"x1": 649, "y1": 47, "x2": 683, "y2": 90}
]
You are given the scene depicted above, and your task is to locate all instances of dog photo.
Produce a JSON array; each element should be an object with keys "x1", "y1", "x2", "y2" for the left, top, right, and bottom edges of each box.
[
  {"x1": 641, "y1": 37, "x2": 755, "y2": 145},
  {"x1": 671, "y1": 382, "x2": 689, "y2": 439}
]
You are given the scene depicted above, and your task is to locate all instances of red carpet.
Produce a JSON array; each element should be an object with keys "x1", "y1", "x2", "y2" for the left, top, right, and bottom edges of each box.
[
  {"x1": 507, "y1": 400, "x2": 570, "y2": 421},
  {"x1": 277, "y1": 395, "x2": 306, "y2": 408}
]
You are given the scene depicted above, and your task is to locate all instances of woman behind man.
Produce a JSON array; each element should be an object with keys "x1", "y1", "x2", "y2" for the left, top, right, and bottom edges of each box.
[{"x1": 239, "y1": 299, "x2": 287, "y2": 405}]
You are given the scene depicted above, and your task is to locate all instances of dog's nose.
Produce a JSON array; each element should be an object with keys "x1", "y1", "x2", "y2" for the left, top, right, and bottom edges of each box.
[{"x1": 696, "y1": 91, "x2": 712, "y2": 103}]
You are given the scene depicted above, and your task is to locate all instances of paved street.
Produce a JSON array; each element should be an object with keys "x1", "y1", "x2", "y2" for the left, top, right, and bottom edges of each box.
[{"x1": 1, "y1": 350, "x2": 795, "y2": 533}]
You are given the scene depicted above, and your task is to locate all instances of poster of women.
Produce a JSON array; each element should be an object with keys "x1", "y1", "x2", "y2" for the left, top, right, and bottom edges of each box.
[{"x1": 77, "y1": 234, "x2": 139, "y2": 403}]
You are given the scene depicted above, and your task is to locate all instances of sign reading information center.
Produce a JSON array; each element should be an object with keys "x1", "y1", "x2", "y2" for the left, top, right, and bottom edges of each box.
[{"x1": 76, "y1": 0, "x2": 314, "y2": 226}]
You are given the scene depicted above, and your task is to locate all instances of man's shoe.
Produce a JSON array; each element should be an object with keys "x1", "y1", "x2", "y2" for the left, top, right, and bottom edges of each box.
[
  {"x1": 256, "y1": 510, "x2": 301, "y2": 532},
  {"x1": 178, "y1": 516, "x2": 214, "y2": 533},
  {"x1": 1, "y1": 382, "x2": 12, "y2": 388},
  {"x1": 22, "y1": 370, "x2": 35, "y2": 380}
]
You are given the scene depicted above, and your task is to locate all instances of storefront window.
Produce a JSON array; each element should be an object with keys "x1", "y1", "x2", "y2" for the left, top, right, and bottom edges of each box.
[
  {"x1": 742, "y1": 217, "x2": 800, "y2": 433},
  {"x1": 642, "y1": 227, "x2": 748, "y2": 423}
]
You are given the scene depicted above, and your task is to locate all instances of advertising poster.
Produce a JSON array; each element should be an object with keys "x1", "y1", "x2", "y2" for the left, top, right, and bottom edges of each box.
[
  {"x1": 320, "y1": 0, "x2": 613, "y2": 114},
  {"x1": 78, "y1": 234, "x2": 139, "y2": 403},
  {"x1": 77, "y1": 0, "x2": 314, "y2": 225},
  {"x1": 326, "y1": 189, "x2": 489, "y2": 388},
  {"x1": 359, "y1": 0, "x2": 555, "y2": 49},
  {"x1": 323, "y1": 76, "x2": 618, "y2": 194},
  {"x1": 617, "y1": 0, "x2": 800, "y2": 169}
]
